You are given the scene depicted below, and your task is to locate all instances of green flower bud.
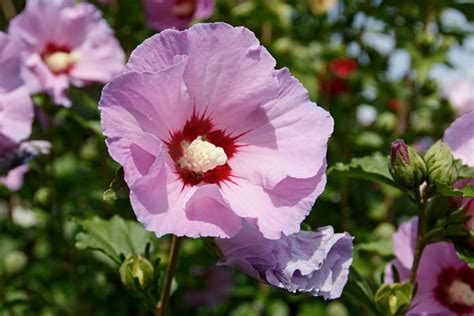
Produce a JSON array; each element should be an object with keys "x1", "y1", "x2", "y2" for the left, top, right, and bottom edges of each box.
[
  {"x1": 390, "y1": 139, "x2": 427, "y2": 188},
  {"x1": 119, "y1": 254, "x2": 154, "y2": 292},
  {"x1": 375, "y1": 282, "x2": 413, "y2": 316},
  {"x1": 424, "y1": 141, "x2": 458, "y2": 185}
]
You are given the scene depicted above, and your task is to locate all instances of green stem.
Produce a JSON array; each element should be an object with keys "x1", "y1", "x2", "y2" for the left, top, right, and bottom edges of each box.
[
  {"x1": 408, "y1": 186, "x2": 428, "y2": 285},
  {"x1": 143, "y1": 290, "x2": 156, "y2": 312},
  {"x1": 155, "y1": 236, "x2": 181, "y2": 316}
]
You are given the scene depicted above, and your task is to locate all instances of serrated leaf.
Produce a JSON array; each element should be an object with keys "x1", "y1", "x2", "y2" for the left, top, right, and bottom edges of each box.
[
  {"x1": 103, "y1": 167, "x2": 129, "y2": 201},
  {"x1": 436, "y1": 184, "x2": 474, "y2": 198},
  {"x1": 455, "y1": 244, "x2": 474, "y2": 268},
  {"x1": 328, "y1": 153, "x2": 402, "y2": 189},
  {"x1": 75, "y1": 215, "x2": 155, "y2": 266}
]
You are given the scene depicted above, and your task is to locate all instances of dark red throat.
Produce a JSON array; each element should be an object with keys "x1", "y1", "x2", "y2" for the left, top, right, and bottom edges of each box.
[{"x1": 165, "y1": 111, "x2": 239, "y2": 187}]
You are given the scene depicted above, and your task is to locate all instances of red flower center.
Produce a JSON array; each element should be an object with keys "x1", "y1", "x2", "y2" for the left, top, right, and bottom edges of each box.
[
  {"x1": 41, "y1": 43, "x2": 77, "y2": 75},
  {"x1": 434, "y1": 266, "x2": 474, "y2": 314},
  {"x1": 172, "y1": 0, "x2": 197, "y2": 19},
  {"x1": 165, "y1": 112, "x2": 239, "y2": 187}
]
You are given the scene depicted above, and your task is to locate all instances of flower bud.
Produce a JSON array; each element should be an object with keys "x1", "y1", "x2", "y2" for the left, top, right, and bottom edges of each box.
[
  {"x1": 424, "y1": 141, "x2": 458, "y2": 185},
  {"x1": 375, "y1": 282, "x2": 413, "y2": 316},
  {"x1": 119, "y1": 254, "x2": 154, "y2": 292},
  {"x1": 389, "y1": 139, "x2": 427, "y2": 188}
]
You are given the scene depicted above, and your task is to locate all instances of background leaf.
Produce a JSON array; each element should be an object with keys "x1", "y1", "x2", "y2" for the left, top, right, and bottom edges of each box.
[
  {"x1": 436, "y1": 184, "x2": 474, "y2": 198},
  {"x1": 103, "y1": 167, "x2": 130, "y2": 201},
  {"x1": 455, "y1": 244, "x2": 474, "y2": 268},
  {"x1": 328, "y1": 153, "x2": 402, "y2": 189},
  {"x1": 75, "y1": 215, "x2": 155, "y2": 265}
]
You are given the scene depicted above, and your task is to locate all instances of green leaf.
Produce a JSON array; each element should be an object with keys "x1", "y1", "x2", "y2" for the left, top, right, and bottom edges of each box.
[
  {"x1": 455, "y1": 244, "x2": 474, "y2": 268},
  {"x1": 435, "y1": 184, "x2": 474, "y2": 198},
  {"x1": 356, "y1": 239, "x2": 393, "y2": 256},
  {"x1": 266, "y1": 300, "x2": 290, "y2": 316},
  {"x1": 75, "y1": 215, "x2": 155, "y2": 266},
  {"x1": 341, "y1": 268, "x2": 376, "y2": 313},
  {"x1": 456, "y1": 160, "x2": 474, "y2": 178},
  {"x1": 103, "y1": 167, "x2": 130, "y2": 201},
  {"x1": 328, "y1": 153, "x2": 402, "y2": 189}
]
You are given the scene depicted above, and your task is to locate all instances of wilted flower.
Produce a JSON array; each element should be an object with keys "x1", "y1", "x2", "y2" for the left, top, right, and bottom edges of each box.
[
  {"x1": 385, "y1": 217, "x2": 474, "y2": 315},
  {"x1": 389, "y1": 139, "x2": 426, "y2": 188},
  {"x1": 183, "y1": 266, "x2": 233, "y2": 307},
  {"x1": 0, "y1": 137, "x2": 50, "y2": 191},
  {"x1": 100, "y1": 23, "x2": 333, "y2": 239},
  {"x1": 215, "y1": 222, "x2": 353, "y2": 299},
  {"x1": 444, "y1": 112, "x2": 474, "y2": 168},
  {"x1": 9, "y1": 0, "x2": 125, "y2": 106},
  {"x1": 443, "y1": 77, "x2": 474, "y2": 115},
  {"x1": 145, "y1": 0, "x2": 215, "y2": 31}
]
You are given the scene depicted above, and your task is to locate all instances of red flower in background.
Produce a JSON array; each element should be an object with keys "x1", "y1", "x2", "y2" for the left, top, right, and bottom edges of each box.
[
  {"x1": 319, "y1": 57, "x2": 357, "y2": 97},
  {"x1": 388, "y1": 99, "x2": 402, "y2": 111},
  {"x1": 328, "y1": 58, "x2": 357, "y2": 79},
  {"x1": 319, "y1": 77, "x2": 349, "y2": 96}
]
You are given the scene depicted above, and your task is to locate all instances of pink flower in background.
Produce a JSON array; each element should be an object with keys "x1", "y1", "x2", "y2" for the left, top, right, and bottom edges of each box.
[
  {"x1": 443, "y1": 77, "x2": 474, "y2": 115},
  {"x1": 452, "y1": 178, "x2": 474, "y2": 232},
  {"x1": 100, "y1": 23, "x2": 333, "y2": 239},
  {"x1": 9, "y1": 0, "x2": 125, "y2": 107},
  {"x1": 444, "y1": 112, "x2": 474, "y2": 234},
  {"x1": 0, "y1": 32, "x2": 34, "y2": 142},
  {"x1": 0, "y1": 165, "x2": 29, "y2": 192},
  {"x1": 0, "y1": 32, "x2": 49, "y2": 191},
  {"x1": 0, "y1": 136, "x2": 50, "y2": 192},
  {"x1": 385, "y1": 217, "x2": 474, "y2": 315},
  {"x1": 444, "y1": 111, "x2": 474, "y2": 167},
  {"x1": 215, "y1": 222, "x2": 353, "y2": 299},
  {"x1": 145, "y1": 0, "x2": 215, "y2": 31},
  {"x1": 0, "y1": 33, "x2": 34, "y2": 191}
]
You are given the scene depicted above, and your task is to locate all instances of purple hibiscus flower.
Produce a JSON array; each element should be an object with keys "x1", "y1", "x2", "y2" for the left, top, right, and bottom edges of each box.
[{"x1": 100, "y1": 23, "x2": 333, "y2": 239}]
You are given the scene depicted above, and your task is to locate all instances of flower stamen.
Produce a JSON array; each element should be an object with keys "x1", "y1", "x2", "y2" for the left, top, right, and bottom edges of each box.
[
  {"x1": 44, "y1": 51, "x2": 80, "y2": 74},
  {"x1": 178, "y1": 136, "x2": 228, "y2": 173},
  {"x1": 448, "y1": 280, "x2": 474, "y2": 306}
]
